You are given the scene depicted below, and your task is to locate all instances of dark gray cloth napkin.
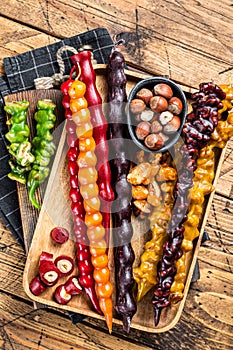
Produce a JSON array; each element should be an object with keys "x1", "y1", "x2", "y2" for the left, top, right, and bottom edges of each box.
[{"x1": 0, "y1": 27, "x2": 114, "y2": 250}]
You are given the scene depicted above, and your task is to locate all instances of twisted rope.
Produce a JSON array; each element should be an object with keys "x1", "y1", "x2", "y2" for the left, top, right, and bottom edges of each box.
[{"x1": 34, "y1": 45, "x2": 78, "y2": 90}]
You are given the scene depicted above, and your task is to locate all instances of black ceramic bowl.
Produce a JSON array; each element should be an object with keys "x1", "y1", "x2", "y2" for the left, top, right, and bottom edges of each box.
[{"x1": 127, "y1": 77, "x2": 187, "y2": 153}]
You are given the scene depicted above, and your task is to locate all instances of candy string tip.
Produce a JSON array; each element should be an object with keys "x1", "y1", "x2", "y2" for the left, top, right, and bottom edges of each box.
[
  {"x1": 153, "y1": 307, "x2": 161, "y2": 327},
  {"x1": 122, "y1": 315, "x2": 131, "y2": 334}
]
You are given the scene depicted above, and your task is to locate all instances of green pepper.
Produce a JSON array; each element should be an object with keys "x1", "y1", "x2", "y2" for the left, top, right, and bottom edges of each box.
[
  {"x1": 27, "y1": 99, "x2": 57, "y2": 209},
  {"x1": 8, "y1": 160, "x2": 31, "y2": 184},
  {"x1": 8, "y1": 141, "x2": 35, "y2": 166},
  {"x1": 4, "y1": 101, "x2": 34, "y2": 183}
]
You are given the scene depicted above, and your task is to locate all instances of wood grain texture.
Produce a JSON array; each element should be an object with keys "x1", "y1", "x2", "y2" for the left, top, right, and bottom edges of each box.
[
  {"x1": 0, "y1": 0, "x2": 233, "y2": 348},
  {"x1": 0, "y1": 0, "x2": 233, "y2": 87},
  {"x1": 216, "y1": 138, "x2": 233, "y2": 198},
  {"x1": 1, "y1": 221, "x2": 233, "y2": 349},
  {"x1": 0, "y1": 15, "x2": 58, "y2": 75}
]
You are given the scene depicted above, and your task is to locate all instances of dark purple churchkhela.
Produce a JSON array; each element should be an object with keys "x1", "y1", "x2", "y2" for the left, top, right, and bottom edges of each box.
[
  {"x1": 152, "y1": 82, "x2": 226, "y2": 326},
  {"x1": 107, "y1": 43, "x2": 137, "y2": 333}
]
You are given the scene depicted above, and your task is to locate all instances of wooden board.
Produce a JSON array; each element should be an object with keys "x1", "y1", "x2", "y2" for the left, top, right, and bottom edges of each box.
[
  {"x1": 4, "y1": 89, "x2": 64, "y2": 252},
  {"x1": 5, "y1": 65, "x2": 227, "y2": 333},
  {"x1": 1, "y1": 0, "x2": 233, "y2": 87}
]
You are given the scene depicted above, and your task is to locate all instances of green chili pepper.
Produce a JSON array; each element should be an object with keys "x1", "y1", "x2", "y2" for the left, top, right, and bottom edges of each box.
[
  {"x1": 8, "y1": 160, "x2": 31, "y2": 184},
  {"x1": 27, "y1": 99, "x2": 57, "y2": 209},
  {"x1": 8, "y1": 141, "x2": 35, "y2": 167},
  {"x1": 4, "y1": 101, "x2": 34, "y2": 183}
]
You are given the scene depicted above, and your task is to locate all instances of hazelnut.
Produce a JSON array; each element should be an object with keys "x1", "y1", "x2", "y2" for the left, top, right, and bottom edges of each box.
[
  {"x1": 159, "y1": 111, "x2": 174, "y2": 125},
  {"x1": 144, "y1": 134, "x2": 164, "y2": 150},
  {"x1": 136, "y1": 88, "x2": 153, "y2": 104},
  {"x1": 168, "y1": 97, "x2": 183, "y2": 115},
  {"x1": 163, "y1": 116, "x2": 181, "y2": 134},
  {"x1": 151, "y1": 120, "x2": 163, "y2": 133},
  {"x1": 158, "y1": 132, "x2": 169, "y2": 143},
  {"x1": 130, "y1": 98, "x2": 146, "y2": 114},
  {"x1": 140, "y1": 109, "x2": 154, "y2": 122},
  {"x1": 153, "y1": 83, "x2": 173, "y2": 99},
  {"x1": 135, "y1": 121, "x2": 151, "y2": 140},
  {"x1": 149, "y1": 96, "x2": 168, "y2": 113}
]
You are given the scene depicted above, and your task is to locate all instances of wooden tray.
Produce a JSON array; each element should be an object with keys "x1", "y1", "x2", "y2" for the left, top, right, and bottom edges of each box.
[{"x1": 6, "y1": 65, "x2": 226, "y2": 333}]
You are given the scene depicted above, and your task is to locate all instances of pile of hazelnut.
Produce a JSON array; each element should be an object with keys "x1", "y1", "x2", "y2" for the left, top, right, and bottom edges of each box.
[{"x1": 129, "y1": 82, "x2": 183, "y2": 150}]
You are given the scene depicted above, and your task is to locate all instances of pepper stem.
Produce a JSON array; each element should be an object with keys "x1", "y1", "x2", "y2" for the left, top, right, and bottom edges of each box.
[{"x1": 28, "y1": 181, "x2": 41, "y2": 209}]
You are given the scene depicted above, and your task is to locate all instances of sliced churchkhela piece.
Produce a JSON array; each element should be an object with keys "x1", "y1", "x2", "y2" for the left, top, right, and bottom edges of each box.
[
  {"x1": 60, "y1": 77, "x2": 102, "y2": 316},
  {"x1": 68, "y1": 78, "x2": 113, "y2": 333},
  {"x1": 106, "y1": 43, "x2": 137, "y2": 333},
  {"x1": 54, "y1": 255, "x2": 75, "y2": 277},
  {"x1": 29, "y1": 275, "x2": 47, "y2": 296},
  {"x1": 50, "y1": 227, "x2": 69, "y2": 244},
  {"x1": 170, "y1": 84, "x2": 233, "y2": 303},
  {"x1": 152, "y1": 82, "x2": 226, "y2": 326},
  {"x1": 70, "y1": 48, "x2": 114, "y2": 248},
  {"x1": 54, "y1": 277, "x2": 83, "y2": 305}
]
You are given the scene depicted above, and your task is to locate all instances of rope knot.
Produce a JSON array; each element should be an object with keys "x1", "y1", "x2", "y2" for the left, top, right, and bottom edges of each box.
[{"x1": 34, "y1": 45, "x2": 78, "y2": 90}]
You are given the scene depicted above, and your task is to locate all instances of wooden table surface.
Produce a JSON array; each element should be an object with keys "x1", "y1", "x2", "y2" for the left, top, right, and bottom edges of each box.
[{"x1": 0, "y1": 1, "x2": 233, "y2": 349}]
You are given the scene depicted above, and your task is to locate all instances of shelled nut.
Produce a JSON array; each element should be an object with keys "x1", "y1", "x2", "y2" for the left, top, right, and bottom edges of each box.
[
  {"x1": 153, "y1": 83, "x2": 173, "y2": 99},
  {"x1": 140, "y1": 109, "x2": 154, "y2": 122},
  {"x1": 136, "y1": 88, "x2": 153, "y2": 104},
  {"x1": 151, "y1": 120, "x2": 163, "y2": 133},
  {"x1": 149, "y1": 96, "x2": 168, "y2": 113},
  {"x1": 144, "y1": 134, "x2": 164, "y2": 150},
  {"x1": 168, "y1": 97, "x2": 183, "y2": 115},
  {"x1": 163, "y1": 116, "x2": 181, "y2": 134},
  {"x1": 130, "y1": 98, "x2": 146, "y2": 114},
  {"x1": 159, "y1": 111, "x2": 174, "y2": 125},
  {"x1": 135, "y1": 121, "x2": 151, "y2": 140}
]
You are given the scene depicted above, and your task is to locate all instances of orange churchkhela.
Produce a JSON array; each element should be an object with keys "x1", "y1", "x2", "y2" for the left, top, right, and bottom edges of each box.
[{"x1": 68, "y1": 78, "x2": 113, "y2": 332}]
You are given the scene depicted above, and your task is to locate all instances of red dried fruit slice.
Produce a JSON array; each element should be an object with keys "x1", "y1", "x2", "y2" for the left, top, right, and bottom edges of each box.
[
  {"x1": 50, "y1": 227, "x2": 69, "y2": 244},
  {"x1": 54, "y1": 285, "x2": 72, "y2": 305},
  {"x1": 54, "y1": 255, "x2": 75, "y2": 277},
  {"x1": 29, "y1": 275, "x2": 46, "y2": 296}
]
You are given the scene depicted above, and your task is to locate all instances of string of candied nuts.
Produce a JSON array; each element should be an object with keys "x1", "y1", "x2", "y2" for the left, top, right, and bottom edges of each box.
[
  {"x1": 152, "y1": 82, "x2": 226, "y2": 326},
  {"x1": 170, "y1": 87, "x2": 233, "y2": 303},
  {"x1": 169, "y1": 145, "x2": 215, "y2": 302},
  {"x1": 211, "y1": 84, "x2": 233, "y2": 148},
  {"x1": 70, "y1": 49, "x2": 114, "y2": 248},
  {"x1": 181, "y1": 89, "x2": 233, "y2": 252},
  {"x1": 106, "y1": 45, "x2": 137, "y2": 333},
  {"x1": 133, "y1": 157, "x2": 177, "y2": 301},
  {"x1": 68, "y1": 78, "x2": 113, "y2": 333},
  {"x1": 61, "y1": 76, "x2": 102, "y2": 315}
]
